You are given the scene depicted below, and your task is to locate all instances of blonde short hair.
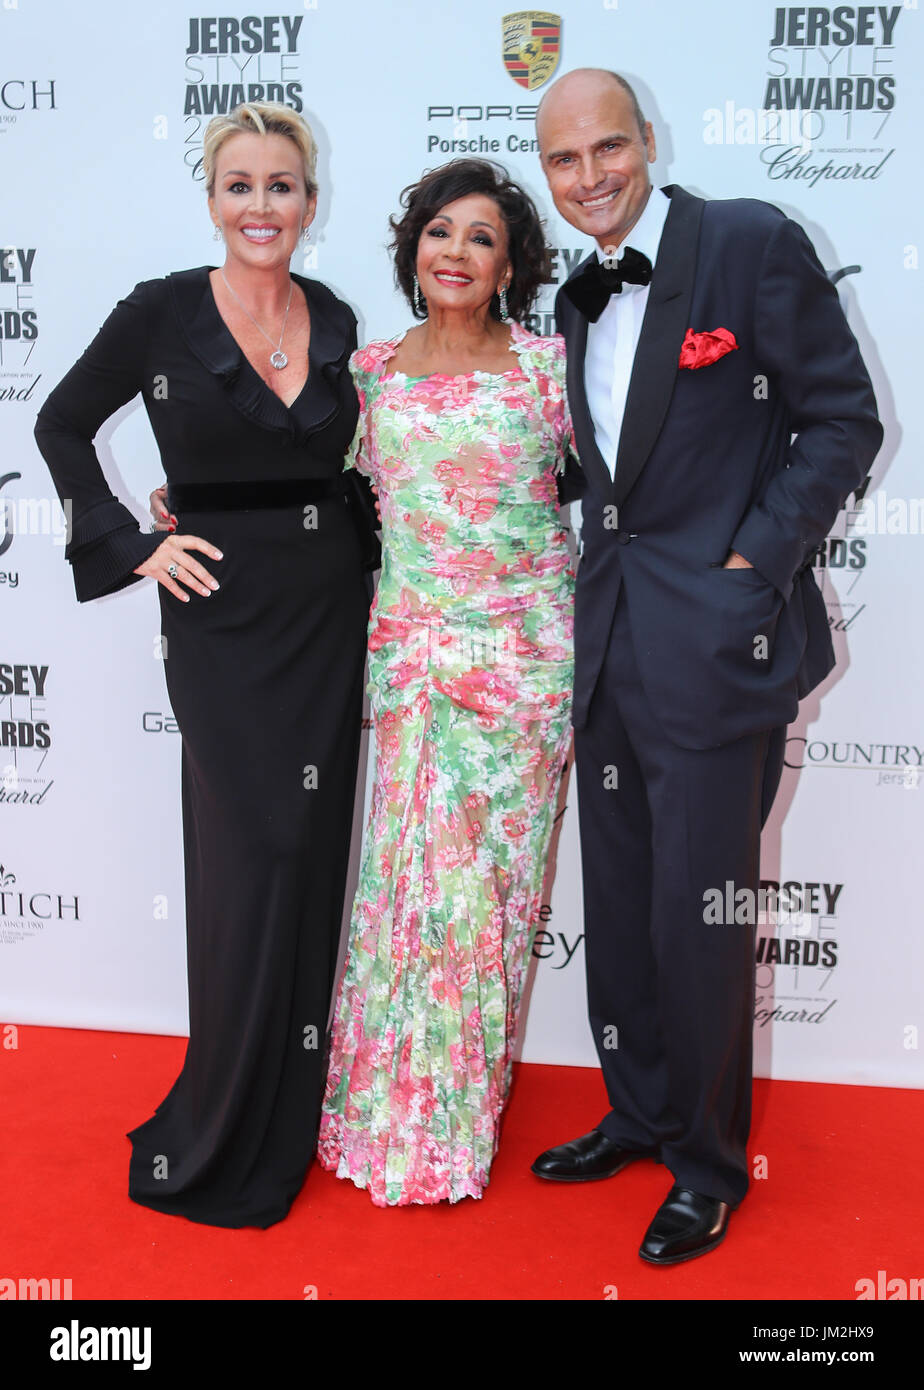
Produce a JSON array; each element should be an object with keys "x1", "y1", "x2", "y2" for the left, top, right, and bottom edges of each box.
[{"x1": 202, "y1": 102, "x2": 318, "y2": 199}]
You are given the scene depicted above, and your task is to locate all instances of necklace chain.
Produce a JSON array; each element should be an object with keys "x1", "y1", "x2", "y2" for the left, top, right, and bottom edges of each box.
[{"x1": 219, "y1": 269, "x2": 293, "y2": 370}]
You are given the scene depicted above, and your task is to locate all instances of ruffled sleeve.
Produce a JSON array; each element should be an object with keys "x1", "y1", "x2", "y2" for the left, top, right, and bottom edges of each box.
[
  {"x1": 340, "y1": 348, "x2": 382, "y2": 571},
  {"x1": 33, "y1": 279, "x2": 163, "y2": 601},
  {"x1": 344, "y1": 341, "x2": 391, "y2": 479},
  {"x1": 520, "y1": 330, "x2": 585, "y2": 507},
  {"x1": 343, "y1": 359, "x2": 369, "y2": 475},
  {"x1": 543, "y1": 335, "x2": 579, "y2": 469},
  {"x1": 551, "y1": 341, "x2": 585, "y2": 507}
]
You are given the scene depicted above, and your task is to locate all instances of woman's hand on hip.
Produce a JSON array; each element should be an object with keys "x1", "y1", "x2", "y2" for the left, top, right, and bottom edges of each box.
[
  {"x1": 135, "y1": 533, "x2": 223, "y2": 601},
  {"x1": 149, "y1": 483, "x2": 177, "y2": 532}
]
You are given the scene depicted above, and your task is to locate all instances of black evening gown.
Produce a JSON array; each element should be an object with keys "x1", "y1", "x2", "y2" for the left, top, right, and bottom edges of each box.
[{"x1": 34, "y1": 266, "x2": 378, "y2": 1228}]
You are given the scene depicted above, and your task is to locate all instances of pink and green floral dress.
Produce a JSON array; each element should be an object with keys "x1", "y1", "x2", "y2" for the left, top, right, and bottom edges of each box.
[{"x1": 317, "y1": 321, "x2": 576, "y2": 1205}]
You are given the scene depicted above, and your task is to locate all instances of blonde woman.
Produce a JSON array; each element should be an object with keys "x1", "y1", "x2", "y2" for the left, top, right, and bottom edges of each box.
[{"x1": 34, "y1": 103, "x2": 378, "y2": 1229}]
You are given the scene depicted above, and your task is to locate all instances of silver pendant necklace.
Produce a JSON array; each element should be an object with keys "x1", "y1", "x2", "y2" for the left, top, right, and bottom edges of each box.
[{"x1": 219, "y1": 268, "x2": 293, "y2": 370}]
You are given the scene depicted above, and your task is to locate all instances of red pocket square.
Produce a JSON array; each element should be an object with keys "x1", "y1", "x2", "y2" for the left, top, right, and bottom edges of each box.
[{"x1": 678, "y1": 327, "x2": 738, "y2": 370}]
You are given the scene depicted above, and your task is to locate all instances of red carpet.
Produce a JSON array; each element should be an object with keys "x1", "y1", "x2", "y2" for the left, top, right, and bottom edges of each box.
[{"x1": 1, "y1": 1025, "x2": 919, "y2": 1301}]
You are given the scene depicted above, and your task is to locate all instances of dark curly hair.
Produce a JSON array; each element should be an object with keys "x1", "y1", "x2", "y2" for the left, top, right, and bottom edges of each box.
[{"x1": 389, "y1": 158, "x2": 553, "y2": 323}]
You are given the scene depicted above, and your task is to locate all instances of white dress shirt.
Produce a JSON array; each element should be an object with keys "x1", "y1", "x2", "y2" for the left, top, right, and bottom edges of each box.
[{"x1": 584, "y1": 187, "x2": 671, "y2": 479}]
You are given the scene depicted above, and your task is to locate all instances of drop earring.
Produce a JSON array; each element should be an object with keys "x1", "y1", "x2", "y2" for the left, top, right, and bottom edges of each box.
[
  {"x1": 499, "y1": 284, "x2": 510, "y2": 323},
  {"x1": 413, "y1": 273, "x2": 426, "y2": 317},
  {"x1": 213, "y1": 224, "x2": 223, "y2": 241}
]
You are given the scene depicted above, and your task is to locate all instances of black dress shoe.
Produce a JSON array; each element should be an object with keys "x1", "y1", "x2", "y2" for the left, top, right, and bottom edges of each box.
[
  {"x1": 531, "y1": 1129, "x2": 656, "y2": 1182},
  {"x1": 638, "y1": 1185, "x2": 731, "y2": 1264}
]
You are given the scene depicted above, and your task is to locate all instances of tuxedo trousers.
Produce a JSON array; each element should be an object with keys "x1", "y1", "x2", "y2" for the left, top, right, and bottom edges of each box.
[{"x1": 574, "y1": 588, "x2": 786, "y2": 1207}]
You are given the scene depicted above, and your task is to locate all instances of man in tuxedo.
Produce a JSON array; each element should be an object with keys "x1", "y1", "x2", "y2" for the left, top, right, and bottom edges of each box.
[{"x1": 531, "y1": 69, "x2": 882, "y2": 1263}]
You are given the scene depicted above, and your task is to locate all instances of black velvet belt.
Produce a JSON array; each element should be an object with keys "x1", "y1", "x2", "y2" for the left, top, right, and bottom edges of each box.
[{"x1": 166, "y1": 478, "x2": 344, "y2": 512}]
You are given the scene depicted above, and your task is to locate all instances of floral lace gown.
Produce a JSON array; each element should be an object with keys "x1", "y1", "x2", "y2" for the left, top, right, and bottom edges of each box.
[{"x1": 317, "y1": 321, "x2": 576, "y2": 1205}]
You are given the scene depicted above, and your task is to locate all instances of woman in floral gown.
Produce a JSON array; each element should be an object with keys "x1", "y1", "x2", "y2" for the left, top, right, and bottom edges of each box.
[{"x1": 318, "y1": 160, "x2": 577, "y2": 1206}]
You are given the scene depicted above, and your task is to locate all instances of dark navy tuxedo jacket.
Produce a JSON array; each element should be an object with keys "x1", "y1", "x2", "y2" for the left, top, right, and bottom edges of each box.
[{"x1": 557, "y1": 183, "x2": 883, "y2": 749}]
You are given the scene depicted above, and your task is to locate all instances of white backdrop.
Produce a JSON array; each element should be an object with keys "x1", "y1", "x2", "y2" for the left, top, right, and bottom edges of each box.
[{"x1": 1, "y1": 0, "x2": 920, "y2": 1088}]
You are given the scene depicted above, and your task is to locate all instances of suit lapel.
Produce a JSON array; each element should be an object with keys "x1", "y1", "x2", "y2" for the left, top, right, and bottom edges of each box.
[
  {"x1": 559, "y1": 263, "x2": 614, "y2": 500},
  {"x1": 611, "y1": 184, "x2": 705, "y2": 509}
]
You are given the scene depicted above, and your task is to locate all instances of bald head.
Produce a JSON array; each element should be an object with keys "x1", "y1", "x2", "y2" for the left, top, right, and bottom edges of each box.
[{"x1": 537, "y1": 69, "x2": 647, "y2": 145}]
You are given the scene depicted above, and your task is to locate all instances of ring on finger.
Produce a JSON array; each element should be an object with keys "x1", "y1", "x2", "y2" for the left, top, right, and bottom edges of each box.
[{"x1": 167, "y1": 562, "x2": 179, "y2": 580}]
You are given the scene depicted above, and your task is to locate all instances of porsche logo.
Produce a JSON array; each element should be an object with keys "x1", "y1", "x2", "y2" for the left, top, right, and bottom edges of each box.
[{"x1": 502, "y1": 12, "x2": 562, "y2": 91}]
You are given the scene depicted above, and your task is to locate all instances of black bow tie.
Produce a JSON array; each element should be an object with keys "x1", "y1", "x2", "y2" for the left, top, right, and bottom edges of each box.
[{"x1": 563, "y1": 246, "x2": 653, "y2": 322}]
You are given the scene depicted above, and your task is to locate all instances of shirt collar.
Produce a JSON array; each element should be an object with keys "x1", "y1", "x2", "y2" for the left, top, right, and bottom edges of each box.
[{"x1": 594, "y1": 185, "x2": 670, "y2": 269}]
